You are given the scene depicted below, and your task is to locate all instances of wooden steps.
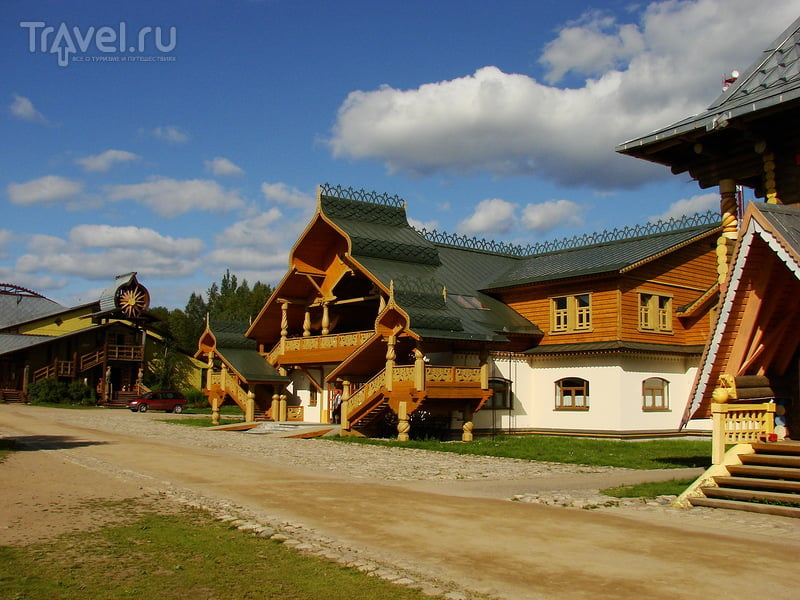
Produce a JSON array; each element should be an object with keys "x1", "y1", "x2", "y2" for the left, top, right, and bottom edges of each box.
[
  {"x1": 690, "y1": 441, "x2": 800, "y2": 517},
  {"x1": 0, "y1": 389, "x2": 26, "y2": 403}
]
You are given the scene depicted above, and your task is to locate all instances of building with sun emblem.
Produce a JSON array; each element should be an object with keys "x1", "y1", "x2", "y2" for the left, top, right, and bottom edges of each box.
[{"x1": 0, "y1": 272, "x2": 174, "y2": 405}]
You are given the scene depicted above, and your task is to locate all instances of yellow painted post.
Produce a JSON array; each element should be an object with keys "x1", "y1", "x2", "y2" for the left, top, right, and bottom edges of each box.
[
  {"x1": 245, "y1": 391, "x2": 255, "y2": 422},
  {"x1": 279, "y1": 394, "x2": 288, "y2": 422},
  {"x1": 385, "y1": 334, "x2": 396, "y2": 392},
  {"x1": 302, "y1": 309, "x2": 311, "y2": 337},
  {"x1": 280, "y1": 302, "x2": 288, "y2": 354},
  {"x1": 211, "y1": 395, "x2": 220, "y2": 426},
  {"x1": 414, "y1": 344, "x2": 425, "y2": 391},
  {"x1": 341, "y1": 380, "x2": 351, "y2": 431},
  {"x1": 397, "y1": 400, "x2": 410, "y2": 442},
  {"x1": 711, "y1": 403, "x2": 727, "y2": 465},
  {"x1": 272, "y1": 393, "x2": 280, "y2": 421},
  {"x1": 462, "y1": 405, "x2": 474, "y2": 442}
]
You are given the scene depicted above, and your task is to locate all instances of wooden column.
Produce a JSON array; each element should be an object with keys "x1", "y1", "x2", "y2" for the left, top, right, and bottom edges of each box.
[
  {"x1": 462, "y1": 405, "x2": 474, "y2": 442},
  {"x1": 341, "y1": 379, "x2": 351, "y2": 430},
  {"x1": 385, "y1": 334, "x2": 396, "y2": 392},
  {"x1": 717, "y1": 178, "x2": 739, "y2": 284},
  {"x1": 321, "y1": 302, "x2": 330, "y2": 336},
  {"x1": 479, "y1": 346, "x2": 489, "y2": 390},
  {"x1": 280, "y1": 302, "x2": 289, "y2": 353},
  {"x1": 302, "y1": 308, "x2": 311, "y2": 337},
  {"x1": 397, "y1": 400, "x2": 410, "y2": 442},
  {"x1": 211, "y1": 395, "x2": 220, "y2": 426},
  {"x1": 245, "y1": 390, "x2": 255, "y2": 422},
  {"x1": 413, "y1": 342, "x2": 425, "y2": 391},
  {"x1": 279, "y1": 394, "x2": 288, "y2": 421},
  {"x1": 272, "y1": 394, "x2": 280, "y2": 421}
]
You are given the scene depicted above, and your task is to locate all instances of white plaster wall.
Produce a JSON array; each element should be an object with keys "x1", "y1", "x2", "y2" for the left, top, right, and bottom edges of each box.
[
  {"x1": 286, "y1": 366, "x2": 335, "y2": 423},
  {"x1": 473, "y1": 352, "x2": 701, "y2": 434}
]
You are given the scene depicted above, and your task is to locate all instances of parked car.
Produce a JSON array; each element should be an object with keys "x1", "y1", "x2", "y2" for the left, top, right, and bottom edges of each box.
[{"x1": 127, "y1": 391, "x2": 187, "y2": 413}]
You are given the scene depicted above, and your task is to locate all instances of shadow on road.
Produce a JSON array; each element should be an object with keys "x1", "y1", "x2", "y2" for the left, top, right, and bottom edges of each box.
[{"x1": 1, "y1": 435, "x2": 110, "y2": 452}]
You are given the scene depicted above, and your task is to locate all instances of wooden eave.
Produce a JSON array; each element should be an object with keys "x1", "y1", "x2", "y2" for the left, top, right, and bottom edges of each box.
[
  {"x1": 620, "y1": 227, "x2": 721, "y2": 274},
  {"x1": 686, "y1": 203, "x2": 800, "y2": 422}
]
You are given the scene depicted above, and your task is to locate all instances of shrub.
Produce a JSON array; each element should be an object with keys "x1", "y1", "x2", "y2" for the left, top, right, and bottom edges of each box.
[
  {"x1": 26, "y1": 379, "x2": 94, "y2": 405},
  {"x1": 183, "y1": 388, "x2": 206, "y2": 408}
]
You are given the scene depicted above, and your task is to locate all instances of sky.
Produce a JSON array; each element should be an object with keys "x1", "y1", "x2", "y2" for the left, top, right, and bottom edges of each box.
[{"x1": 2, "y1": 0, "x2": 799, "y2": 310}]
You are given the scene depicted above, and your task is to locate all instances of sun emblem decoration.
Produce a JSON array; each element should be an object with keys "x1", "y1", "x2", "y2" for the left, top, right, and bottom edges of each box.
[{"x1": 115, "y1": 283, "x2": 150, "y2": 318}]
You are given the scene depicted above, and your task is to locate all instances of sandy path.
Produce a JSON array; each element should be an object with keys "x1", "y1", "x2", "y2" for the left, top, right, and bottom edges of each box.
[{"x1": 2, "y1": 404, "x2": 799, "y2": 600}]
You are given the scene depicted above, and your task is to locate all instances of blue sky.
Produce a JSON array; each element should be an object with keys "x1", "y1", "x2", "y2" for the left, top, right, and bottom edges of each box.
[{"x1": 2, "y1": 0, "x2": 798, "y2": 309}]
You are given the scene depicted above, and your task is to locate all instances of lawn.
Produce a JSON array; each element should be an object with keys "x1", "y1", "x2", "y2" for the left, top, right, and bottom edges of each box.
[
  {"x1": 329, "y1": 435, "x2": 712, "y2": 470},
  {"x1": 0, "y1": 505, "x2": 428, "y2": 600}
]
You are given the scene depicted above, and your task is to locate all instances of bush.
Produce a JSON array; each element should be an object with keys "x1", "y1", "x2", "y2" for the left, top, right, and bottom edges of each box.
[
  {"x1": 26, "y1": 379, "x2": 94, "y2": 405},
  {"x1": 183, "y1": 388, "x2": 206, "y2": 408}
]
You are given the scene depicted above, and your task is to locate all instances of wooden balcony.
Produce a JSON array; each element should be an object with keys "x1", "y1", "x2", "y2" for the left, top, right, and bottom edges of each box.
[{"x1": 268, "y1": 330, "x2": 373, "y2": 365}]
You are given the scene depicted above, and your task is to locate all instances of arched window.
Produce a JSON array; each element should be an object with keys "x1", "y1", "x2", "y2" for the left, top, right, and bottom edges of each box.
[
  {"x1": 555, "y1": 377, "x2": 589, "y2": 410},
  {"x1": 642, "y1": 377, "x2": 669, "y2": 411}
]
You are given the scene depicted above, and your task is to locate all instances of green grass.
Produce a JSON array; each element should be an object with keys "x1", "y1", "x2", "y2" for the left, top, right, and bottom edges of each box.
[
  {"x1": 0, "y1": 506, "x2": 428, "y2": 600},
  {"x1": 161, "y1": 416, "x2": 244, "y2": 428},
  {"x1": 601, "y1": 478, "x2": 697, "y2": 498},
  {"x1": 329, "y1": 435, "x2": 711, "y2": 470}
]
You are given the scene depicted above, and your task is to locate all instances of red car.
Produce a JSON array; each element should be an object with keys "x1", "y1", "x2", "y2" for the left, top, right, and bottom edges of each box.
[{"x1": 127, "y1": 391, "x2": 187, "y2": 413}]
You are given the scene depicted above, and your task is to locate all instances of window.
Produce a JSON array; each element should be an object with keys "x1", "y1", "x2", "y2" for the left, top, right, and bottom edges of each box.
[
  {"x1": 642, "y1": 377, "x2": 669, "y2": 411},
  {"x1": 555, "y1": 377, "x2": 589, "y2": 410},
  {"x1": 639, "y1": 293, "x2": 672, "y2": 332},
  {"x1": 485, "y1": 378, "x2": 512, "y2": 409},
  {"x1": 551, "y1": 294, "x2": 592, "y2": 333}
]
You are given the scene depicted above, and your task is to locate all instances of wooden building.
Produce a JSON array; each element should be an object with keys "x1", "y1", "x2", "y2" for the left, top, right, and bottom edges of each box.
[
  {"x1": 0, "y1": 273, "x2": 169, "y2": 404},
  {"x1": 223, "y1": 183, "x2": 721, "y2": 439},
  {"x1": 618, "y1": 17, "x2": 800, "y2": 514}
]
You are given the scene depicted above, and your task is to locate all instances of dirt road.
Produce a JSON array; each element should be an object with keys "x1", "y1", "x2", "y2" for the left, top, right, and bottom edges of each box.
[{"x1": 2, "y1": 404, "x2": 799, "y2": 600}]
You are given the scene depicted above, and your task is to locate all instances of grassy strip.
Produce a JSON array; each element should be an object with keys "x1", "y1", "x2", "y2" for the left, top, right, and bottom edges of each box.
[
  {"x1": 329, "y1": 435, "x2": 711, "y2": 470},
  {"x1": 601, "y1": 478, "x2": 697, "y2": 498},
  {"x1": 161, "y1": 417, "x2": 244, "y2": 428},
  {"x1": 0, "y1": 506, "x2": 428, "y2": 600}
]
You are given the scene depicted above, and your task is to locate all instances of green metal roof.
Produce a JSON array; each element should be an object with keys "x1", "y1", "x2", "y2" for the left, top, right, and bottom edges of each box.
[
  {"x1": 487, "y1": 218, "x2": 719, "y2": 290},
  {"x1": 525, "y1": 341, "x2": 706, "y2": 356},
  {"x1": 210, "y1": 321, "x2": 289, "y2": 383}
]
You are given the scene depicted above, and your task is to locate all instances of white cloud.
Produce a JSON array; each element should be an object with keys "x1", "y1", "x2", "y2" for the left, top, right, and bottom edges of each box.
[
  {"x1": 9, "y1": 94, "x2": 48, "y2": 124},
  {"x1": 208, "y1": 246, "x2": 288, "y2": 270},
  {"x1": 458, "y1": 198, "x2": 516, "y2": 235},
  {"x1": 651, "y1": 193, "x2": 719, "y2": 221},
  {"x1": 261, "y1": 182, "x2": 315, "y2": 210},
  {"x1": 7, "y1": 175, "x2": 84, "y2": 205},
  {"x1": 522, "y1": 199, "x2": 583, "y2": 233},
  {"x1": 216, "y1": 208, "x2": 284, "y2": 247},
  {"x1": 69, "y1": 225, "x2": 204, "y2": 256},
  {"x1": 105, "y1": 177, "x2": 245, "y2": 217},
  {"x1": 205, "y1": 157, "x2": 244, "y2": 177},
  {"x1": 76, "y1": 149, "x2": 140, "y2": 173},
  {"x1": 328, "y1": 0, "x2": 798, "y2": 189},
  {"x1": 151, "y1": 125, "x2": 189, "y2": 143},
  {"x1": 408, "y1": 217, "x2": 439, "y2": 231}
]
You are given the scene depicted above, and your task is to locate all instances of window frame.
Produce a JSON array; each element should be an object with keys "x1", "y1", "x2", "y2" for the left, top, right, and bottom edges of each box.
[
  {"x1": 555, "y1": 377, "x2": 590, "y2": 411},
  {"x1": 550, "y1": 293, "x2": 593, "y2": 334},
  {"x1": 638, "y1": 292, "x2": 673, "y2": 333},
  {"x1": 484, "y1": 378, "x2": 513, "y2": 410},
  {"x1": 642, "y1": 377, "x2": 670, "y2": 411}
]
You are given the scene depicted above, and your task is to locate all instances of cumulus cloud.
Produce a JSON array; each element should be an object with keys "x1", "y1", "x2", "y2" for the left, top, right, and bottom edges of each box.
[
  {"x1": 205, "y1": 157, "x2": 245, "y2": 177},
  {"x1": 76, "y1": 149, "x2": 140, "y2": 173},
  {"x1": 7, "y1": 175, "x2": 84, "y2": 205},
  {"x1": 651, "y1": 193, "x2": 719, "y2": 221},
  {"x1": 522, "y1": 199, "x2": 583, "y2": 234},
  {"x1": 458, "y1": 198, "x2": 517, "y2": 235},
  {"x1": 151, "y1": 125, "x2": 189, "y2": 143},
  {"x1": 105, "y1": 177, "x2": 245, "y2": 217},
  {"x1": 69, "y1": 225, "x2": 204, "y2": 256},
  {"x1": 328, "y1": 0, "x2": 798, "y2": 189},
  {"x1": 261, "y1": 182, "x2": 315, "y2": 210},
  {"x1": 9, "y1": 94, "x2": 48, "y2": 124}
]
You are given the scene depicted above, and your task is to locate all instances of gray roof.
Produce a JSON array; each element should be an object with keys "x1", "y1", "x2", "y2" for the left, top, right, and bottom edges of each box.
[
  {"x1": 0, "y1": 290, "x2": 65, "y2": 330},
  {"x1": 618, "y1": 16, "x2": 800, "y2": 152},
  {"x1": 98, "y1": 272, "x2": 138, "y2": 313},
  {"x1": 0, "y1": 333, "x2": 57, "y2": 355},
  {"x1": 755, "y1": 202, "x2": 800, "y2": 255},
  {"x1": 525, "y1": 340, "x2": 706, "y2": 356}
]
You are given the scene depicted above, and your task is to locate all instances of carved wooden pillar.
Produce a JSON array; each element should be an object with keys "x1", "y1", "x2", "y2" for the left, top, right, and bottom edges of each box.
[
  {"x1": 211, "y1": 395, "x2": 220, "y2": 426},
  {"x1": 717, "y1": 179, "x2": 739, "y2": 284},
  {"x1": 341, "y1": 379, "x2": 351, "y2": 430},
  {"x1": 397, "y1": 400, "x2": 410, "y2": 442},
  {"x1": 413, "y1": 343, "x2": 425, "y2": 391},
  {"x1": 245, "y1": 390, "x2": 255, "y2": 422},
  {"x1": 321, "y1": 302, "x2": 330, "y2": 336},
  {"x1": 302, "y1": 308, "x2": 311, "y2": 337},
  {"x1": 205, "y1": 351, "x2": 215, "y2": 390},
  {"x1": 279, "y1": 394, "x2": 288, "y2": 421},
  {"x1": 280, "y1": 302, "x2": 289, "y2": 351},
  {"x1": 462, "y1": 405, "x2": 474, "y2": 442},
  {"x1": 272, "y1": 393, "x2": 280, "y2": 421},
  {"x1": 385, "y1": 334, "x2": 396, "y2": 392}
]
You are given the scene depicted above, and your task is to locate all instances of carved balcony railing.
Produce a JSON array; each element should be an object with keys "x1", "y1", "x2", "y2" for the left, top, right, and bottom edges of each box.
[{"x1": 268, "y1": 330, "x2": 374, "y2": 365}]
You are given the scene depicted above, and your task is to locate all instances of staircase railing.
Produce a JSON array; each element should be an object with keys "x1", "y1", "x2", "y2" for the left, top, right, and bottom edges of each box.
[
  {"x1": 32, "y1": 360, "x2": 74, "y2": 382},
  {"x1": 711, "y1": 402, "x2": 775, "y2": 464},
  {"x1": 208, "y1": 369, "x2": 250, "y2": 411}
]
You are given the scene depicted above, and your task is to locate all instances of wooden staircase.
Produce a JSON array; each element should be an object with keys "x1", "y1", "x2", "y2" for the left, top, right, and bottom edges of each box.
[
  {"x1": 687, "y1": 442, "x2": 800, "y2": 518},
  {"x1": 1, "y1": 389, "x2": 27, "y2": 403}
]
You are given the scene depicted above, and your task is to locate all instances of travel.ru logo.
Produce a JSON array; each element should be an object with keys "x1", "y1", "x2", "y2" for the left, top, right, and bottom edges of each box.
[{"x1": 20, "y1": 21, "x2": 177, "y2": 67}]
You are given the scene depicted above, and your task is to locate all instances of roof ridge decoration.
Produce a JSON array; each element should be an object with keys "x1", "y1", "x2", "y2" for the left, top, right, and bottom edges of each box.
[
  {"x1": 416, "y1": 210, "x2": 720, "y2": 258},
  {"x1": 319, "y1": 183, "x2": 405, "y2": 208},
  {"x1": 0, "y1": 283, "x2": 52, "y2": 300}
]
